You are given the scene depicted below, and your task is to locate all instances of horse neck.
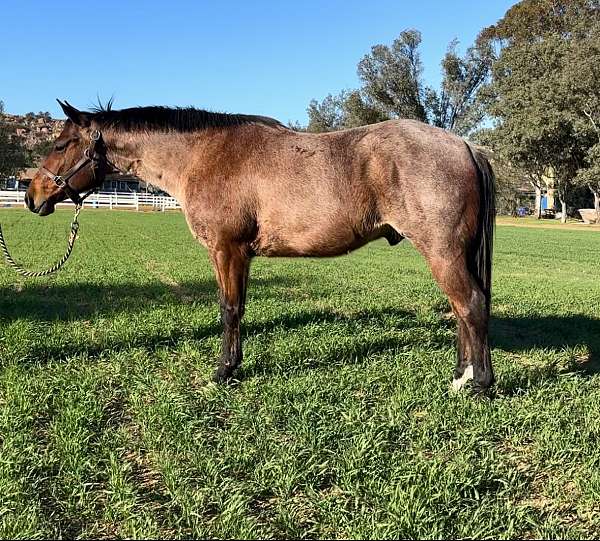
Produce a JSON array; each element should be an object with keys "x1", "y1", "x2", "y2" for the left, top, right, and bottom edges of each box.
[{"x1": 103, "y1": 129, "x2": 196, "y2": 201}]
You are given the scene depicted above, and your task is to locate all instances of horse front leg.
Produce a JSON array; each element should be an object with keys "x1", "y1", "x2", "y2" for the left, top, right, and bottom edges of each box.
[{"x1": 209, "y1": 242, "x2": 250, "y2": 383}]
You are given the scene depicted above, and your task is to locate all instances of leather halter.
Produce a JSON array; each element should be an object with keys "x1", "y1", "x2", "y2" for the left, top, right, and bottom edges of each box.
[{"x1": 40, "y1": 129, "x2": 108, "y2": 205}]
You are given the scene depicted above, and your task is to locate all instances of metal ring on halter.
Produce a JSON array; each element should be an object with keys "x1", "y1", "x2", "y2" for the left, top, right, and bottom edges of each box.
[{"x1": 90, "y1": 129, "x2": 101, "y2": 141}]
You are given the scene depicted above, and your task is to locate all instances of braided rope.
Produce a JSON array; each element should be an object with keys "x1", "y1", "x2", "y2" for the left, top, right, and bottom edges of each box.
[{"x1": 0, "y1": 205, "x2": 82, "y2": 278}]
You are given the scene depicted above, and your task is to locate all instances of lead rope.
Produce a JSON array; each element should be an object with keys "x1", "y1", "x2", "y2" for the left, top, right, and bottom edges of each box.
[{"x1": 0, "y1": 204, "x2": 82, "y2": 278}]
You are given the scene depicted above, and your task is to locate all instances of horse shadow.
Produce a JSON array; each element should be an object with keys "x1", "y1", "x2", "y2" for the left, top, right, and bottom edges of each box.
[
  {"x1": 244, "y1": 311, "x2": 600, "y2": 387},
  {"x1": 2, "y1": 278, "x2": 599, "y2": 390},
  {"x1": 490, "y1": 314, "x2": 600, "y2": 391},
  {"x1": 0, "y1": 275, "x2": 299, "y2": 322}
]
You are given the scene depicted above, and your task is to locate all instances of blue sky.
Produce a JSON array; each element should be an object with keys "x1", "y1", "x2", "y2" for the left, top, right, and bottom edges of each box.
[{"x1": 0, "y1": 0, "x2": 516, "y2": 124}]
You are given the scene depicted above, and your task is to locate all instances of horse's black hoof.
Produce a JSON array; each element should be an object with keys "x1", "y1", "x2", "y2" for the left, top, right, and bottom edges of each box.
[
  {"x1": 470, "y1": 384, "x2": 495, "y2": 399},
  {"x1": 213, "y1": 365, "x2": 239, "y2": 384}
]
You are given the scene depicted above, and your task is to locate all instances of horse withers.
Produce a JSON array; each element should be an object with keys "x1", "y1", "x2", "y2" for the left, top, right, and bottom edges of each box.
[{"x1": 26, "y1": 100, "x2": 495, "y2": 393}]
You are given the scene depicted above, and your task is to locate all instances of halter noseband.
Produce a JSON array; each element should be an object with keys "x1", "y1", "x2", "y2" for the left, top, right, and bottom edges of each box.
[{"x1": 40, "y1": 129, "x2": 107, "y2": 206}]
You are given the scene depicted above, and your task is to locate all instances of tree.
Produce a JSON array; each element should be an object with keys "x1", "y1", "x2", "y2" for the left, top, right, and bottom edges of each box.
[
  {"x1": 482, "y1": 0, "x2": 599, "y2": 44},
  {"x1": 427, "y1": 36, "x2": 494, "y2": 135},
  {"x1": 307, "y1": 90, "x2": 388, "y2": 133},
  {"x1": 562, "y1": 19, "x2": 600, "y2": 220},
  {"x1": 357, "y1": 30, "x2": 428, "y2": 122},
  {"x1": 476, "y1": 131, "x2": 544, "y2": 217},
  {"x1": 575, "y1": 145, "x2": 600, "y2": 221},
  {"x1": 342, "y1": 90, "x2": 389, "y2": 129},
  {"x1": 30, "y1": 140, "x2": 54, "y2": 163},
  {"x1": 480, "y1": 0, "x2": 599, "y2": 222},
  {"x1": 307, "y1": 93, "x2": 345, "y2": 133},
  {"x1": 307, "y1": 29, "x2": 493, "y2": 136},
  {"x1": 0, "y1": 100, "x2": 28, "y2": 183}
]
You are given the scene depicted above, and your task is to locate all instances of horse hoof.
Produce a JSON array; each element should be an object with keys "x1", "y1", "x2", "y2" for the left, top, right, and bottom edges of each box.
[
  {"x1": 470, "y1": 384, "x2": 495, "y2": 399},
  {"x1": 451, "y1": 365, "x2": 473, "y2": 392},
  {"x1": 213, "y1": 365, "x2": 239, "y2": 384}
]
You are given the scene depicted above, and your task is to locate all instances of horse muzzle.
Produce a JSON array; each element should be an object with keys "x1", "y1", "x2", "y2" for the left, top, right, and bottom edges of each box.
[{"x1": 24, "y1": 191, "x2": 56, "y2": 216}]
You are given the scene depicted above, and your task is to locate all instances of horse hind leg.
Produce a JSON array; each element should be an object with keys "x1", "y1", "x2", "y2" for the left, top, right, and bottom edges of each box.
[{"x1": 427, "y1": 252, "x2": 494, "y2": 394}]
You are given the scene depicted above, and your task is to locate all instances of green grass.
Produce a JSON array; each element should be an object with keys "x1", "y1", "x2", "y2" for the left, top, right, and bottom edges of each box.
[{"x1": 1, "y1": 209, "x2": 599, "y2": 539}]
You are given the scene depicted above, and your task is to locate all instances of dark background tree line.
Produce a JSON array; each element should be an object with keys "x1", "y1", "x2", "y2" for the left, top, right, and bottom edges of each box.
[
  {"x1": 0, "y1": 101, "x2": 28, "y2": 185},
  {"x1": 0, "y1": 100, "x2": 56, "y2": 187}
]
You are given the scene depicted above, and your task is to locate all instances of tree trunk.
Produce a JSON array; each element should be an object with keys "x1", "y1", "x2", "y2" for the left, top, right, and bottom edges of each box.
[
  {"x1": 560, "y1": 198, "x2": 567, "y2": 224},
  {"x1": 532, "y1": 183, "x2": 542, "y2": 219},
  {"x1": 591, "y1": 187, "x2": 600, "y2": 223}
]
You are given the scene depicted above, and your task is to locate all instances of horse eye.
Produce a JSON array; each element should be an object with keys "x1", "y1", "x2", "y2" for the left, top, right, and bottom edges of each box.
[{"x1": 54, "y1": 140, "x2": 68, "y2": 152}]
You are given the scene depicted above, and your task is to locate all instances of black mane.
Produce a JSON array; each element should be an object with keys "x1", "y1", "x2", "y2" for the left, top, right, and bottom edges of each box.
[{"x1": 90, "y1": 104, "x2": 284, "y2": 133}]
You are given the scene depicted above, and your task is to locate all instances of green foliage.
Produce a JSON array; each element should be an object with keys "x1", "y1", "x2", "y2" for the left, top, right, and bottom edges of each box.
[
  {"x1": 307, "y1": 30, "x2": 493, "y2": 135},
  {"x1": 428, "y1": 37, "x2": 494, "y2": 135},
  {"x1": 485, "y1": 0, "x2": 600, "y2": 44},
  {"x1": 562, "y1": 19, "x2": 600, "y2": 214},
  {"x1": 306, "y1": 90, "x2": 388, "y2": 133},
  {"x1": 307, "y1": 94, "x2": 345, "y2": 132},
  {"x1": 357, "y1": 30, "x2": 428, "y2": 123},
  {"x1": 0, "y1": 101, "x2": 29, "y2": 180},
  {"x1": 479, "y1": 0, "x2": 600, "y2": 220},
  {"x1": 575, "y1": 143, "x2": 600, "y2": 217},
  {"x1": 0, "y1": 209, "x2": 599, "y2": 538},
  {"x1": 30, "y1": 140, "x2": 54, "y2": 163}
]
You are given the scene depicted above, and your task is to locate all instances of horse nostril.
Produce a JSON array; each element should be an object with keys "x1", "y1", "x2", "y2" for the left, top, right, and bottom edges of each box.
[{"x1": 24, "y1": 193, "x2": 38, "y2": 212}]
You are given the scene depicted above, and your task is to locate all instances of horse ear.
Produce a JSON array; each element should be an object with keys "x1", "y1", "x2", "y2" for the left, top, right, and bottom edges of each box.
[{"x1": 56, "y1": 99, "x2": 91, "y2": 127}]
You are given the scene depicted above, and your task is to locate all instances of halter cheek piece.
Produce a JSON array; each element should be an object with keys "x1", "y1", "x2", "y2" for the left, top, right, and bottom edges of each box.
[{"x1": 40, "y1": 129, "x2": 108, "y2": 206}]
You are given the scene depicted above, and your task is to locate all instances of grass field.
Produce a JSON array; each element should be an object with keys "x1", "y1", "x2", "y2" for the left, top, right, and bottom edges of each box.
[{"x1": 1, "y1": 209, "x2": 599, "y2": 539}]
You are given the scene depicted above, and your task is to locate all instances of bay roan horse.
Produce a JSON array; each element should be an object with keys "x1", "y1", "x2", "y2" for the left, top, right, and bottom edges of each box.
[{"x1": 26, "y1": 100, "x2": 495, "y2": 394}]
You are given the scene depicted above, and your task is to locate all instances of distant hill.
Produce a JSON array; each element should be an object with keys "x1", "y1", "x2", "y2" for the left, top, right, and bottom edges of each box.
[{"x1": 1, "y1": 111, "x2": 64, "y2": 149}]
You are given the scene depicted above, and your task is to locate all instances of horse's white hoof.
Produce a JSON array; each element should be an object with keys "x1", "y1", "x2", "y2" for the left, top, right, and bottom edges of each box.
[{"x1": 451, "y1": 364, "x2": 473, "y2": 391}]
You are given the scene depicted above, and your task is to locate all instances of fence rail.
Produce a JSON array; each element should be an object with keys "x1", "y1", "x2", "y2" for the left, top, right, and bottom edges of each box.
[{"x1": 0, "y1": 190, "x2": 181, "y2": 211}]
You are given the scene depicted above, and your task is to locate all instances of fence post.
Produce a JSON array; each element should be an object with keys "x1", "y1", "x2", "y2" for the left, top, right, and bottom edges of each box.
[{"x1": 135, "y1": 192, "x2": 139, "y2": 211}]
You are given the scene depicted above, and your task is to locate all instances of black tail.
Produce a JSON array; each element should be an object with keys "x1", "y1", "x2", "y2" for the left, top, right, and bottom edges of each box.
[{"x1": 466, "y1": 143, "x2": 496, "y2": 315}]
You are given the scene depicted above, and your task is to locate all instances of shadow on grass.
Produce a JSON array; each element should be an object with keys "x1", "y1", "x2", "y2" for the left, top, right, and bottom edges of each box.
[
  {"x1": 492, "y1": 315, "x2": 600, "y2": 377},
  {"x1": 0, "y1": 275, "x2": 296, "y2": 322},
  {"x1": 2, "y1": 278, "x2": 599, "y2": 386},
  {"x1": 489, "y1": 315, "x2": 600, "y2": 398},
  {"x1": 8, "y1": 304, "x2": 445, "y2": 369}
]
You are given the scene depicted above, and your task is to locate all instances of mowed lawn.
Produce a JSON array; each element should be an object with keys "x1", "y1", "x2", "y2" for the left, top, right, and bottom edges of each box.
[{"x1": 1, "y1": 209, "x2": 599, "y2": 539}]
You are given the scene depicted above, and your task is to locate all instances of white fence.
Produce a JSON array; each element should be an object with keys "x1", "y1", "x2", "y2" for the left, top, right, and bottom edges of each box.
[{"x1": 0, "y1": 190, "x2": 181, "y2": 211}]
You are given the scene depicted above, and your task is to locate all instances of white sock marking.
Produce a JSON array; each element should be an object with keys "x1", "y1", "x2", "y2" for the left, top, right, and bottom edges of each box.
[{"x1": 452, "y1": 364, "x2": 474, "y2": 391}]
